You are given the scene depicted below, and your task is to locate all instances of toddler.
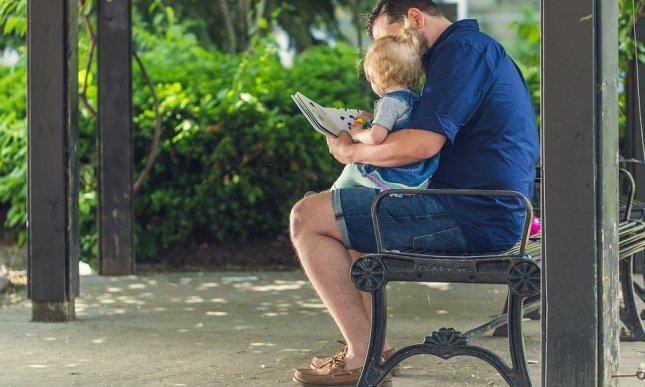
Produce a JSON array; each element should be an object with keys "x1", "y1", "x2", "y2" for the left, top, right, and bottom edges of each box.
[{"x1": 332, "y1": 28, "x2": 439, "y2": 190}]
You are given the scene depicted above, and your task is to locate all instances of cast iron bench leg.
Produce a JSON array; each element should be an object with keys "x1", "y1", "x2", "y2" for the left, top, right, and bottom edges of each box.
[
  {"x1": 619, "y1": 256, "x2": 645, "y2": 341},
  {"x1": 356, "y1": 287, "x2": 533, "y2": 387},
  {"x1": 355, "y1": 258, "x2": 539, "y2": 387},
  {"x1": 639, "y1": 253, "x2": 645, "y2": 320},
  {"x1": 356, "y1": 287, "x2": 391, "y2": 387},
  {"x1": 506, "y1": 291, "x2": 532, "y2": 386},
  {"x1": 634, "y1": 253, "x2": 644, "y2": 319}
]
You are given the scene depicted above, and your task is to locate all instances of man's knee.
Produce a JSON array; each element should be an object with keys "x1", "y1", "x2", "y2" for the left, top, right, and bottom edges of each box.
[
  {"x1": 290, "y1": 192, "x2": 337, "y2": 242},
  {"x1": 290, "y1": 197, "x2": 314, "y2": 242}
]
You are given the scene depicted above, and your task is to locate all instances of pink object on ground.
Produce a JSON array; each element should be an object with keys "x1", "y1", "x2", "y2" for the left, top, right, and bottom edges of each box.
[{"x1": 530, "y1": 216, "x2": 541, "y2": 236}]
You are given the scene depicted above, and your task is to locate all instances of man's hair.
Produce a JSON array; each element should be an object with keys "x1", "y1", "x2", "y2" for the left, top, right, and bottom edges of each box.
[
  {"x1": 367, "y1": 0, "x2": 442, "y2": 39},
  {"x1": 363, "y1": 28, "x2": 423, "y2": 92}
]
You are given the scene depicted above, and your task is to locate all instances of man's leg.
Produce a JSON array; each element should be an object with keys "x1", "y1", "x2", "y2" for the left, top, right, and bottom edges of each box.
[
  {"x1": 348, "y1": 249, "x2": 394, "y2": 353},
  {"x1": 290, "y1": 191, "x2": 371, "y2": 370},
  {"x1": 292, "y1": 188, "x2": 468, "y2": 372}
]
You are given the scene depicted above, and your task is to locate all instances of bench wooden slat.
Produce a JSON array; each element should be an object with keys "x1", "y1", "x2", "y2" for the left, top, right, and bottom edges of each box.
[{"x1": 381, "y1": 220, "x2": 645, "y2": 267}]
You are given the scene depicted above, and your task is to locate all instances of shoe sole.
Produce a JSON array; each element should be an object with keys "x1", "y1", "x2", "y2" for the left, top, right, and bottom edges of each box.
[
  {"x1": 293, "y1": 376, "x2": 393, "y2": 387},
  {"x1": 310, "y1": 363, "x2": 402, "y2": 377}
]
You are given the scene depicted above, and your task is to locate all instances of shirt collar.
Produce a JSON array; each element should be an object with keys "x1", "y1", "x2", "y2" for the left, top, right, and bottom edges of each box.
[{"x1": 421, "y1": 19, "x2": 480, "y2": 66}]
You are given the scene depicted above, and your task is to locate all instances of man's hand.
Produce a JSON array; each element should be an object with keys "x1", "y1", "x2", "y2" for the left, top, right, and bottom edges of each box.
[{"x1": 326, "y1": 131, "x2": 354, "y2": 164}]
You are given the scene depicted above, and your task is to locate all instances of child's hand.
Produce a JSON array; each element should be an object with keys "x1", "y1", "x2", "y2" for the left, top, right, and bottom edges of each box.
[
  {"x1": 350, "y1": 122, "x2": 366, "y2": 140},
  {"x1": 356, "y1": 111, "x2": 373, "y2": 122},
  {"x1": 354, "y1": 117, "x2": 368, "y2": 127}
]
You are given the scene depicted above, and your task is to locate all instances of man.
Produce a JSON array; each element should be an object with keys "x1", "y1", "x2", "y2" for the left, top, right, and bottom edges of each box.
[{"x1": 290, "y1": 1, "x2": 540, "y2": 385}]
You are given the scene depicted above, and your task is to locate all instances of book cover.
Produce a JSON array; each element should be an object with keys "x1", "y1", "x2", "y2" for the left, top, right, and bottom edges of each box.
[{"x1": 291, "y1": 92, "x2": 363, "y2": 138}]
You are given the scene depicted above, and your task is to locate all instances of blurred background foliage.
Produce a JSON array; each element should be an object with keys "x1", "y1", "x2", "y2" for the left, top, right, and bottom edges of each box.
[{"x1": 0, "y1": 0, "x2": 643, "y2": 267}]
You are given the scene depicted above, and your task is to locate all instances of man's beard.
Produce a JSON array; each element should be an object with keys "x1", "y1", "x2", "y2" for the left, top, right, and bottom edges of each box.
[{"x1": 416, "y1": 30, "x2": 429, "y2": 53}]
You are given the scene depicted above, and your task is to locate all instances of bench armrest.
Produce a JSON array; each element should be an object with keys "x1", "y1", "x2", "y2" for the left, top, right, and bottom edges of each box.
[{"x1": 370, "y1": 189, "x2": 534, "y2": 256}]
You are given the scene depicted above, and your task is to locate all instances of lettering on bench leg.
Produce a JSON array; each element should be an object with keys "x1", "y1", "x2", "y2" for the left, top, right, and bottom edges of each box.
[{"x1": 418, "y1": 265, "x2": 474, "y2": 273}]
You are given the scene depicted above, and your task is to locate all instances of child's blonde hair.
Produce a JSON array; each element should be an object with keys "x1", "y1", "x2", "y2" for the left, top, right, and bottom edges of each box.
[{"x1": 363, "y1": 27, "x2": 423, "y2": 93}]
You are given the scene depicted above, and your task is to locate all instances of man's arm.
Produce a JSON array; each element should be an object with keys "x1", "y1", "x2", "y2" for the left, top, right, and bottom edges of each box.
[
  {"x1": 350, "y1": 122, "x2": 389, "y2": 145},
  {"x1": 327, "y1": 129, "x2": 446, "y2": 167}
]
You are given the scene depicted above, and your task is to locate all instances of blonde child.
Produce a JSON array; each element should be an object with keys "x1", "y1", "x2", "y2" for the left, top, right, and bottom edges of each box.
[{"x1": 332, "y1": 28, "x2": 439, "y2": 190}]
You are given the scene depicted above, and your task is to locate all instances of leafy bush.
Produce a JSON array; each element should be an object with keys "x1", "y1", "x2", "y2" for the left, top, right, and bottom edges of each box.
[
  {"x1": 111, "y1": 19, "x2": 371, "y2": 259},
  {"x1": 0, "y1": 0, "x2": 371, "y2": 265},
  {"x1": 22, "y1": 3, "x2": 645, "y2": 267},
  {"x1": 130, "y1": 27, "x2": 369, "y2": 258},
  {"x1": 0, "y1": 57, "x2": 26, "y2": 244}
]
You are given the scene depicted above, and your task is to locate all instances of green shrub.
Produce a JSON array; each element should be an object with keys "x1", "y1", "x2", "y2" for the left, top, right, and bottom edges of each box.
[
  {"x1": 130, "y1": 29, "x2": 369, "y2": 258},
  {"x1": 0, "y1": 60, "x2": 27, "y2": 244},
  {"x1": 0, "y1": 9, "x2": 370, "y2": 265}
]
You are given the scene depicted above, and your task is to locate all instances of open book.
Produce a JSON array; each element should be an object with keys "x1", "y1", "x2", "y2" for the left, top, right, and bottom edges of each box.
[{"x1": 291, "y1": 92, "x2": 363, "y2": 138}]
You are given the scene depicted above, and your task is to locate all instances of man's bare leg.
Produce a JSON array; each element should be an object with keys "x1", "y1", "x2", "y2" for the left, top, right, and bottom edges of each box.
[
  {"x1": 290, "y1": 191, "x2": 372, "y2": 370},
  {"x1": 348, "y1": 250, "x2": 394, "y2": 352}
]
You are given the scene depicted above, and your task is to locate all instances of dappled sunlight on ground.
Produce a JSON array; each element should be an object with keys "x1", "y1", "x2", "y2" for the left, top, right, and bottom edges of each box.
[
  {"x1": 69, "y1": 273, "x2": 336, "y2": 335},
  {"x1": 3, "y1": 271, "x2": 641, "y2": 386}
]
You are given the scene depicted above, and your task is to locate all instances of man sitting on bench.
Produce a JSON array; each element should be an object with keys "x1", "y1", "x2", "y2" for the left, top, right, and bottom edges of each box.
[{"x1": 289, "y1": 1, "x2": 540, "y2": 385}]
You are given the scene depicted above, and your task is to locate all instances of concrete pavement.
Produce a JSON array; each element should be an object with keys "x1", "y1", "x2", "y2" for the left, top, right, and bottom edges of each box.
[{"x1": 0, "y1": 271, "x2": 643, "y2": 386}]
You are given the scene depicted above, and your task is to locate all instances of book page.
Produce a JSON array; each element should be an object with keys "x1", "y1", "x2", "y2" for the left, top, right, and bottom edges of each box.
[
  {"x1": 321, "y1": 106, "x2": 363, "y2": 135},
  {"x1": 292, "y1": 94, "x2": 336, "y2": 137},
  {"x1": 292, "y1": 92, "x2": 362, "y2": 137}
]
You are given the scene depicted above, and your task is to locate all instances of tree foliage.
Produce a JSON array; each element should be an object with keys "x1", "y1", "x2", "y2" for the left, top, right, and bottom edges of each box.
[
  {"x1": 133, "y1": 0, "x2": 373, "y2": 53},
  {"x1": 0, "y1": 0, "x2": 370, "y2": 265},
  {"x1": 507, "y1": 1, "x2": 645, "y2": 137},
  {"x1": 2, "y1": 0, "x2": 645, "y2": 266}
]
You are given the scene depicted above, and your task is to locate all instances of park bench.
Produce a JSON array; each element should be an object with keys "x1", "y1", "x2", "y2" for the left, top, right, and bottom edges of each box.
[
  {"x1": 350, "y1": 170, "x2": 645, "y2": 387},
  {"x1": 492, "y1": 167, "x2": 645, "y2": 339}
]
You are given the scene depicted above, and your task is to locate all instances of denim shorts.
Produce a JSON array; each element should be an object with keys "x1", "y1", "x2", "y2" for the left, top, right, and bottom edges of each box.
[{"x1": 331, "y1": 188, "x2": 471, "y2": 253}]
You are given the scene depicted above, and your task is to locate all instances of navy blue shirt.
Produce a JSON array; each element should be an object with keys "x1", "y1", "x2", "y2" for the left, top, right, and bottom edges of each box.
[{"x1": 409, "y1": 20, "x2": 540, "y2": 251}]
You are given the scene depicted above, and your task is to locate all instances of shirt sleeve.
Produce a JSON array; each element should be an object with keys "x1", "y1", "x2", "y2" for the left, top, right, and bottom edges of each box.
[
  {"x1": 409, "y1": 40, "x2": 500, "y2": 144},
  {"x1": 371, "y1": 96, "x2": 410, "y2": 131}
]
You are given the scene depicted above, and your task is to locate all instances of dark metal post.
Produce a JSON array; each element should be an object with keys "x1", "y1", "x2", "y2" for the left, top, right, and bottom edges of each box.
[
  {"x1": 542, "y1": 0, "x2": 619, "y2": 385},
  {"x1": 27, "y1": 0, "x2": 79, "y2": 322},
  {"x1": 97, "y1": 0, "x2": 134, "y2": 275}
]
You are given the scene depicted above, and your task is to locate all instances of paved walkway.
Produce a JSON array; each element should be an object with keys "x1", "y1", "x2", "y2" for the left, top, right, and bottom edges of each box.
[{"x1": 0, "y1": 271, "x2": 643, "y2": 386}]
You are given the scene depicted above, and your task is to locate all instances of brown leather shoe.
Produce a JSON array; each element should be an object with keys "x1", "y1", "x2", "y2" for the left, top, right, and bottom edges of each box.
[
  {"x1": 294, "y1": 357, "x2": 392, "y2": 386},
  {"x1": 310, "y1": 340, "x2": 348, "y2": 369},
  {"x1": 311, "y1": 342, "x2": 401, "y2": 377}
]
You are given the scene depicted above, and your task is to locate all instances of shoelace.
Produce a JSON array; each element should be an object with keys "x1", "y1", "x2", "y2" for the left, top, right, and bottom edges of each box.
[{"x1": 322, "y1": 345, "x2": 349, "y2": 370}]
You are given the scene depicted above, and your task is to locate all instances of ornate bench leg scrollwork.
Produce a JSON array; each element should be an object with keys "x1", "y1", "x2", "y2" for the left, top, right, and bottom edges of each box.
[
  {"x1": 352, "y1": 256, "x2": 541, "y2": 387},
  {"x1": 505, "y1": 260, "x2": 541, "y2": 386},
  {"x1": 351, "y1": 256, "x2": 391, "y2": 387}
]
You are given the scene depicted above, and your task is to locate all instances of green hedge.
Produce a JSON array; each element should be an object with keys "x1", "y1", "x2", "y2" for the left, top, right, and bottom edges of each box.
[
  {"x1": 2, "y1": 6, "x2": 565, "y2": 266},
  {"x1": 0, "y1": 22, "x2": 371, "y2": 264},
  {"x1": 0, "y1": 59, "x2": 27, "y2": 244},
  {"x1": 129, "y1": 30, "x2": 370, "y2": 259}
]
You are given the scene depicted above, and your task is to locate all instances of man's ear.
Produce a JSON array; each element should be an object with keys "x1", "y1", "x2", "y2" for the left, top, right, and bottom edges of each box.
[{"x1": 406, "y1": 8, "x2": 426, "y2": 29}]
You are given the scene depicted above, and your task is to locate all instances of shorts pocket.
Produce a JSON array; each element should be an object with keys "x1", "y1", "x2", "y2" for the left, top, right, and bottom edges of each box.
[{"x1": 412, "y1": 226, "x2": 469, "y2": 252}]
